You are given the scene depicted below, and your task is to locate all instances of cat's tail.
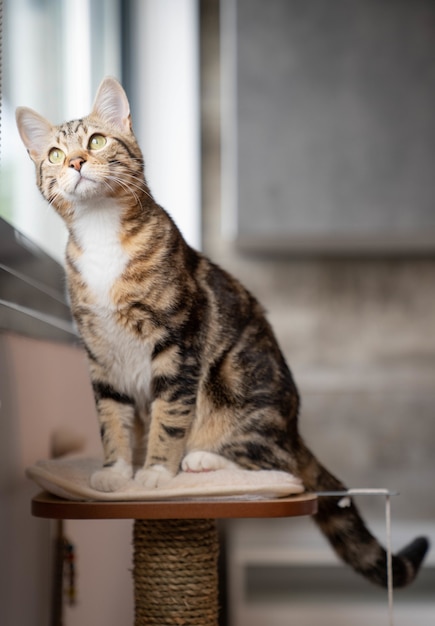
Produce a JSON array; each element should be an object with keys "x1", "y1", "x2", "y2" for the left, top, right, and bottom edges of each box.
[{"x1": 295, "y1": 440, "x2": 430, "y2": 588}]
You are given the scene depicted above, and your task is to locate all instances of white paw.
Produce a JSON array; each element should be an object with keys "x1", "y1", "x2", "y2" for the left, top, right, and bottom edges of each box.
[
  {"x1": 134, "y1": 465, "x2": 174, "y2": 489},
  {"x1": 90, "y1": 462, "x2": 132, "y2": 492},
  {"x1": 181, "y1": 451, "x2": 238, "y2": 473}
]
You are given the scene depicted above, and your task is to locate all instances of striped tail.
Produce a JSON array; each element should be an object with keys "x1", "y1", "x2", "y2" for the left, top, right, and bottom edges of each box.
[{"x1": 297, "y1": 443, "x2": 430, "y2": 587}]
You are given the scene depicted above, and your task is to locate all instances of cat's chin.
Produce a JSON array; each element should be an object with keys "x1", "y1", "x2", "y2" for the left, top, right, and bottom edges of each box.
[
  {"x1": 62, "y1": 175, "x2": 105, "y2": 204},
  {"x1": 67, "y1": 186, "x2": 102, "y2": 204}
]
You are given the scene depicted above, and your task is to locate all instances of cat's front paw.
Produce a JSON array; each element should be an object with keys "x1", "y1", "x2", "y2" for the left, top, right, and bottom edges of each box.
[
  {"x1": 134, "y1": 465, "x2": 174, "y2": 489},
  {"x1": 181, "y1": 451, "x2": 238, "y2": 472},
  {"x1": 90, "y1": 461, "x2": 132, "y2": 492}
]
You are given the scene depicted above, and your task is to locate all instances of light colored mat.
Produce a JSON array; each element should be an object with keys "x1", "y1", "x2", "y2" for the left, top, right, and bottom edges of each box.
[{"x1": 26, "y1": 457, "x2": 305, "y2": 502}]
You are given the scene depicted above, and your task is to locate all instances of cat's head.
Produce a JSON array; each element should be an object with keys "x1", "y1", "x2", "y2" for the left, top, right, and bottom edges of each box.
[{"x1": 16, "y1": 77, "x2": 145, "y2": 220}]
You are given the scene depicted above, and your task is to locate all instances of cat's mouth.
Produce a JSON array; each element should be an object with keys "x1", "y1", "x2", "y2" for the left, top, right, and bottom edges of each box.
[
  {"x1": 72, "y1": 172, "x2": 100, "y2": 195},
  {"x1": 75, "y1": 173, "x2": 94, "y2": 187},
  {"x1": 62, "y1": 172, "x2": 101, "y2": 201}
]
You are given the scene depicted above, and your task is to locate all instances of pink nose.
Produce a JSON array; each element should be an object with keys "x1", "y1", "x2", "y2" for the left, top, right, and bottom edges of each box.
[{"x1": 69, "y1": 157, "x2": 85, "y2": 171}]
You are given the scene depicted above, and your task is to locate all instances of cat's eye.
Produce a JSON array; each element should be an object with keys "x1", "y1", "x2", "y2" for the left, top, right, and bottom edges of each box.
[
  {"x1": 48, "y1": 148, "x2": 65, "y2": 164},
  {"x1": 88, "y1": 134, "x2": 107, "y2": 151}
]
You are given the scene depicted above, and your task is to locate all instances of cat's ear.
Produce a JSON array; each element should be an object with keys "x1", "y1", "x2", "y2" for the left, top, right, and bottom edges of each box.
[
  {"x1": 15, "y1": 107, "x2": 53, "y2": 160},
  {"x1": 91, "y1": 77, "x2": 131, "y2": 133}
]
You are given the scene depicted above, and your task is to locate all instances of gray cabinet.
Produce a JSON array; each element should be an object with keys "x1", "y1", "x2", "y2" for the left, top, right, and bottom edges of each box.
[{"x1": 222, "y1": 0, "x2": 435, "y2": 253}]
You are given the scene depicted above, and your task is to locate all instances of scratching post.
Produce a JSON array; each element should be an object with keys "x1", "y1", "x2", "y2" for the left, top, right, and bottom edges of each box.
[{"x1": 133, "y1": 518, "x2": 219, "y2": 626}]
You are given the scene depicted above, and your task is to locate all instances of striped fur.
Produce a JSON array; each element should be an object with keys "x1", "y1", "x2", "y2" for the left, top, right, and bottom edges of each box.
[{"x1": 16, "y1": 77, "x2": 428, "y2": 587}]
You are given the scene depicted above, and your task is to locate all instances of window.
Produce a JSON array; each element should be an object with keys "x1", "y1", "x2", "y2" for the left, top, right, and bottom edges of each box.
[
  {"x1": 1, "y1": 0, "x2": 121, "y2": 261},
  {"x1": 1, "y1": 0, "x2": 200, "y2": 261}
]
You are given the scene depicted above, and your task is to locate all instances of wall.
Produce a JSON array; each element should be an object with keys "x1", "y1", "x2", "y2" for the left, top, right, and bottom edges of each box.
[
  {"x1": 200, "y1": 3, "x2": 434, "y2": 622},
  {"x1": 0, "y1": 333, "x2": 133, "y2": 626},
  {"x1": 200, "y1": 0, "x2": 435, "y2": 524}
]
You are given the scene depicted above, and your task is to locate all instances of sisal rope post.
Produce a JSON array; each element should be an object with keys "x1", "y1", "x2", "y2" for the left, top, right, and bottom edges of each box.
[{"x1": 133, "y1": 518, "x2": 220, "y2": 626}]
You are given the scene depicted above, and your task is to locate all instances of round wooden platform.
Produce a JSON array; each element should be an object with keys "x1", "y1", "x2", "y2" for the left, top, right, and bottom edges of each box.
[{"x1": 32, "y1": 491, "x2": 317, "y2": 520}]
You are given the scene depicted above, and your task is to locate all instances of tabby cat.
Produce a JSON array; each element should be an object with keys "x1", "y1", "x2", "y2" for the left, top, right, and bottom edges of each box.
[{"x1": 16, "y1": 77, "x2": 428, "y2": 587}]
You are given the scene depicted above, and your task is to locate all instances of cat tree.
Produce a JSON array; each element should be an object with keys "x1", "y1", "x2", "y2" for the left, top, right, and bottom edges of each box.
[{"x1": 31, "y1": 492, "x2": 317, "y2": 625}]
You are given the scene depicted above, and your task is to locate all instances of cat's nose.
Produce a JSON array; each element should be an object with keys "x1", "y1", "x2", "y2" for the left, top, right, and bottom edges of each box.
[{"x1": 69, "y1": 157, "x2": 86, "y2": 171}]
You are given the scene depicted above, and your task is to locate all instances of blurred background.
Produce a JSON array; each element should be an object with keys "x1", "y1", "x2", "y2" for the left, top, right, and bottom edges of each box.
[{"x1": 1, "y1": 1, "x2": 434, "y2": 625}]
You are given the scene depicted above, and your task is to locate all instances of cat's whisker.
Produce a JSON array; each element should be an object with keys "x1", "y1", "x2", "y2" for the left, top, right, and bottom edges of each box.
[
  {"x1": 104, "y1": 173, "x2": 147, "y2": 207},
  {"x1": 105, "y1": 176, "x2": 141, "y2": 205},
  {"x1": 47, "y1": 189, "x2": 64, "y2": 212},
  {"x1": 102, "y1": 167, "x2": 148, "y2": 197}
]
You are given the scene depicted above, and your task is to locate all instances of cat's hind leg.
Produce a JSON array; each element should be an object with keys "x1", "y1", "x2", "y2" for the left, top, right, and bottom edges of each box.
[{"x1": 181, "y1": 451, "x2": 239, "y2": 472}]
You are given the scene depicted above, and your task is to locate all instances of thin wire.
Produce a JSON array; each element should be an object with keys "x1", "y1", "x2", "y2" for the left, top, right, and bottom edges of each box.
[
  {"x1": 385, "y1": 494, "x2": 394, "y2": 626},
  {"x1": 316, "y1": 488, "x2": 396, "y2": 625}
]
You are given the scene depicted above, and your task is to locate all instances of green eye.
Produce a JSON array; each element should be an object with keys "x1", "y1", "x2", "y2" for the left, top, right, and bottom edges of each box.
[
  {"x1": 88, "y1": 134, "x2": 107, "y2": 150},
  {"x1": 48, "y1": 148, "x2": 65, "y2": 164}
]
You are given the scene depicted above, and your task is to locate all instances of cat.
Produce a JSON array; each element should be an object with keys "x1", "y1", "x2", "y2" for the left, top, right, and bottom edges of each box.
[{"x1": 16, "y1": 77, "x2": 428, "y2": 588}]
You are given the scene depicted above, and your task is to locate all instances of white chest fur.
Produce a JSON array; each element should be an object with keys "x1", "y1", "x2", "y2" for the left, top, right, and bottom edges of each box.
[
  {"x1": 72, "y1": 200, "x2": 129, "y2": 306},
  {"x1": 96, "y1": 315, "x2": 153, "y2": 405},
  {"x1": 71, "y1": 201, "x2": 152, "y2": 403}
]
